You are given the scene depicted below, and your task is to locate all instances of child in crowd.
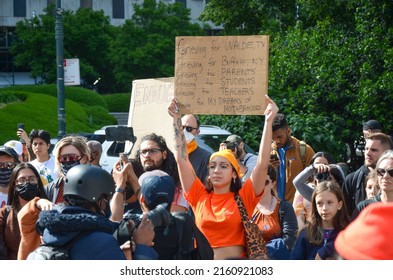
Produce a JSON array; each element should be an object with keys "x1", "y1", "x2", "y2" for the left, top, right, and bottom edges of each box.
[
  {"x1": 365, "y1": 170, "x2": 380, "y2": 199},
  {"x1": 291, "y1": 181, "x2": 349, "y2": 260}
]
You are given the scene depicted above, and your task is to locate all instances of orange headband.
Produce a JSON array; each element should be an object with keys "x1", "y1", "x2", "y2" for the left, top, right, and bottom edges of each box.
[{"x1": 209, "y1": 149, "x2": 243, "y2": 178}]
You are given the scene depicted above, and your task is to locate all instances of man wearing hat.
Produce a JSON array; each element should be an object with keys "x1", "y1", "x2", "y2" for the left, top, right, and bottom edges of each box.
[
  {"x1": 363, "y1": 119, "x2": 383, "y2": 137},
  {"x1": 0, "y1": 146, "x2": 20, "y2": 207},
  {"x1": 137, "y1": 170, "x2": 195, "y2": 259},
  {"x1": 223, "y1": 134, "x2": 257, "y2": 183},
  {"x1": 354, "y1": 119, "x2": 384, "y2": 163},
  {"x1": 4, "y1": 140, "x2": 24, "y2": 162}
]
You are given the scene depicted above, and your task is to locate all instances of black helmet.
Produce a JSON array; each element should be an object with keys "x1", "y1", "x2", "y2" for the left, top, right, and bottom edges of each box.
[{"x1": 64, "y1": 165, "x2": 114, "y2": 202}]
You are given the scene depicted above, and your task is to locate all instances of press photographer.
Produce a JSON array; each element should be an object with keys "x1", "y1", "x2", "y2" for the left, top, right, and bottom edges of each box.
[{"x1": 114, "y1": 170, "x2": 198, "y2": 260}]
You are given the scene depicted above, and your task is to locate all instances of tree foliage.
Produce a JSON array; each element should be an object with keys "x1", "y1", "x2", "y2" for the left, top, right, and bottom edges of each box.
[
  {"x1": 200, "y1": 0, "x2": 297, "y2": 34},
  {"x1": 10, "y1": 4, "x2": 116, "y2": 92},
  {"x1": 109, "y1": 0, "x2": 204, "y2": 91},
  {"x1": 200, "y1": 1, "x2": 393, "y2": 171},
  {"x1": 10, "y1": 1, "x2": 204, "y2": 93}
]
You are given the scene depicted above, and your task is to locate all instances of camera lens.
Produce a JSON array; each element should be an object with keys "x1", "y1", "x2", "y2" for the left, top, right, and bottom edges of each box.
[
  {"x1": 146, "y1": 202, "x2": 171, "y2": 227},
  {"x1": 316, "y1": 172, "x2": 329, "y2": 181}
]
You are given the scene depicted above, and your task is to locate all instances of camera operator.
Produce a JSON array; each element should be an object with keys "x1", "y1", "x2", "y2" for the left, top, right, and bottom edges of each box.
[
  {"x1": 294, "y1": 162, "x2": 346, "y2": 203},
  {"x1": 114, "y1": 169, "x2": 196, "y2": 259}
]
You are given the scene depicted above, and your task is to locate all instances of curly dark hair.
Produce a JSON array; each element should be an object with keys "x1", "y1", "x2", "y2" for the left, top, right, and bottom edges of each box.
[{"x1": 135, "y1": 133, "x2": 181, "y2": 188}]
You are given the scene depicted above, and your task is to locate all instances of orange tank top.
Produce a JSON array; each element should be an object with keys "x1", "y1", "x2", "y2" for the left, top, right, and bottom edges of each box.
[{"x1": 251, "y1": 199, "x2": 282, "y2": 242}]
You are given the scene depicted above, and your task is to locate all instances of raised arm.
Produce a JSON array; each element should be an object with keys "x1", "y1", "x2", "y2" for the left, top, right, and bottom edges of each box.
[
  {"x1": 293, "y1": 165, "x2": 315, "y2": 202},
  {"x1": 250, "y1": 95, "x2": 278, "y2": 196},
  {"x1": 168, "y1": 98, "x2": 197, "y2": 193},
  {"x1": 110, "y1": 156, "x2": 140, "y2": 222}
]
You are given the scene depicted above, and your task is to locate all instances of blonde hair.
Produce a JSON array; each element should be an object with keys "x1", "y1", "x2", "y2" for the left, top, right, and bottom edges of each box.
[{"x1": 54, "y1": 135, "x2": 90, "y2": 176}]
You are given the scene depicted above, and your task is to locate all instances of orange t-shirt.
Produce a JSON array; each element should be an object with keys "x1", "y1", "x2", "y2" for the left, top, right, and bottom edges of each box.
[{"x1": 185, "y1": 178, "x2": 262, "y2": 248}]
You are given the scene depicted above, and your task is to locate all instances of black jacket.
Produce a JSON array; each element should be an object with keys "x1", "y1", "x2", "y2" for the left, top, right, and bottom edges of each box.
[{"x1": 342, "y1": 165, "x2": 369, "y2": 217}]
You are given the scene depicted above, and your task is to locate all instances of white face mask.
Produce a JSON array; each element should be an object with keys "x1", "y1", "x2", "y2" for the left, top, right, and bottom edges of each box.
[{"x1": 183, "y1": 129, "x2": 195, "y2": 144}]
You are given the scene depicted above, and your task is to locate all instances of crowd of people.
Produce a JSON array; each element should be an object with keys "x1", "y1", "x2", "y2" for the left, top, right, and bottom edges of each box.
[{"x1": 1, "y1": 96, "x2": 393, "y2": 260}]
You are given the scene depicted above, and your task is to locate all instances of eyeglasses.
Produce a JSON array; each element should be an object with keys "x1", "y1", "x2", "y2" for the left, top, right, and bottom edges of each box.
[
  {"x1": 58, "y1": 153, "x2": 82, "y2": 163},
  {"x1": 377, "y1": 168, "x2": 393, "y2": 177},
  {"x1": 16, "y1": 176, "x2": 38, "y2": 186},
  {"x1": 183, "y1": 126, "x2": 197, "y2": 133},
  {"x1": 0, "y1": 162, "x2": 17, "y2": 170},
  {"x1": 140, "y1": 148, "x2": 163, "y2": 157}
]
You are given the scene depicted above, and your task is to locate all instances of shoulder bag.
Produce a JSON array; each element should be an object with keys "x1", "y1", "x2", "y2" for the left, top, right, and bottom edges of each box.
[{"x1": 234, "y1": 193, "x2": 268, "y2": 260}]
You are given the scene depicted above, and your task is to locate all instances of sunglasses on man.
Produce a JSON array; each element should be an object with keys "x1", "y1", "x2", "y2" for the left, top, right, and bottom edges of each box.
[{"x1": 183, "y1": 126, "x2": 197, "y2": 133}]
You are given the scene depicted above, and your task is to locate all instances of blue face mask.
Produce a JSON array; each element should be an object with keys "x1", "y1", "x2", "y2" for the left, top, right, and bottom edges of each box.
[
  {"x1": 0, "y1": 168, "x2": 13, "y2": 186},
  {"x1": 60, "y1": 160, "x2": 80, "y2": 175}
]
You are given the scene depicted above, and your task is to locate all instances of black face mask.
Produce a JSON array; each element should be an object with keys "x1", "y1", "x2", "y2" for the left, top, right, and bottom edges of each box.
[
  {"x1": 0, "y1": 168, "x2": 13, "y2": 186},
  {"x1": 16, "y1": 183, "x2": 39, "y2": 201},
  {"x1": 60, "y1": 160, "x2": 80, "y2": 175}
]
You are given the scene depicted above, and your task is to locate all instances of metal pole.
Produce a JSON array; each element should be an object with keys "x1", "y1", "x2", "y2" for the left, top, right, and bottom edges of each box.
[{"x1": 56, "y1": 0, "x2": 66, "y2": 138}]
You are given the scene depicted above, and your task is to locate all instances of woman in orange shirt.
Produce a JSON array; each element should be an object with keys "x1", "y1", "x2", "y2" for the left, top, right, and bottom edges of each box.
[{"x1": 168, "y1": 95, "x2": 278, "y2": 260}]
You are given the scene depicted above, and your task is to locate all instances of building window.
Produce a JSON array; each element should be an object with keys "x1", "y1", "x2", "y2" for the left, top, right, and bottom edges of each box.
[
  {"x1": 175, "y1": 0, "x2": 187, "y2": 7},
  {"x1": 14, "y1": 0, "x2": 27, "y2": 17},
  {"x1": 80, "y1": 0, "x2": 92, "y2": 9},
  {"x1": 113, "y1": 0, "x2": 125, "y2": 19}
]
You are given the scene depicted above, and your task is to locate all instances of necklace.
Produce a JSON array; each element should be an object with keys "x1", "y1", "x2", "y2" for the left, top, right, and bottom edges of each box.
[{"x1": 258, "y1": 196, "x2": 275, "y2": 214}]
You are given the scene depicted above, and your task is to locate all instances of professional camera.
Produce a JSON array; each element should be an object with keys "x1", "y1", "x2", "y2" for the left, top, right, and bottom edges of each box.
[
  {"x1": 315, "y1": 172, "x2": 330, "y2": 182},
  {"x1": 114, "y1": 202, "x2": 171, "y2": 245},
  {"x1": 125, "y1": 202, "x2": 171, "y2": 228}
]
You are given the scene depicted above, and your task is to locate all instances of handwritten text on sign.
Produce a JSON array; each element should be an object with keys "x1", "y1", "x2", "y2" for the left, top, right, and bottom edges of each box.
[{"x1": 174, "y1": 35, "x2": 269, "y2": 115}]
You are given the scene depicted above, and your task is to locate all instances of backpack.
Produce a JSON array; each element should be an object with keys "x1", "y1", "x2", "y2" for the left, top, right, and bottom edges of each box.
[
  {"x1": 27, "y1": 232, "x2": 89, "y2": 260},
  {"x1": 299, "y1": 140, "x2": 307, "y2": 168},
  {"x1": 172, "y1": 212, "x2": 214, "y2": 260}
]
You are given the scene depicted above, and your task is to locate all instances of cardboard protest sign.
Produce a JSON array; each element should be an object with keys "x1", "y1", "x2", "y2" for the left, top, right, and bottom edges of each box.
[
  {"x1": 127, "y1": 78, "x2": 175, "y2": 157},
  {"x1": 174, "y1": 35, "x2": 269, "y2": 115}
]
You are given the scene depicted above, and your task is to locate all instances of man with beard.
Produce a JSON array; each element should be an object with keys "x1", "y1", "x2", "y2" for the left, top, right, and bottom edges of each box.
[
  {"x1": 343, "y1": 132, "x2": 392, "y2": 217},
  {"x1": 135, "y1": 133, "x2": 186, "y2": 212},
  {"x1": 110, "y1": 133, "x2": 186, "y2": 220},
  {"x1": 223, "y1": 134, "x2": 257, "y2": 184},
  {"x1": 0, "y1": 146, "x2": 20, "y2": 207},
  {"x1": 270, "y1": 113, "x2": 315, "y2": 203}
]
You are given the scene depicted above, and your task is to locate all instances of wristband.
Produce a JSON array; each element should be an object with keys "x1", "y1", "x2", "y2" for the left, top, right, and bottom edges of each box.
[{"x1": 115, "y1": 187, "x2": 125, "y2": 194}]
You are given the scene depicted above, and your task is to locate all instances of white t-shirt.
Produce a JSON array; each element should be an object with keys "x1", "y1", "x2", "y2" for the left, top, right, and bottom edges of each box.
[{"x1": 29, "y1": 156, "x2": 58, "y2": 186}]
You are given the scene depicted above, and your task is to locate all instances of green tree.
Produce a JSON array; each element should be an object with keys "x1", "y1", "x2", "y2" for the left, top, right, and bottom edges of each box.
[
  {"x1": 200, "y1": 0, "x2": 297, "y2": 34},
  {"x1": 199, "y1": 1, "x2": 393, "y2": 171},
  {"x1": 109, "y1": 0, "x2": 205, "y2": 92},
  {"x1": 10, "y1": 5, "x2": 117, "y2": 92}
]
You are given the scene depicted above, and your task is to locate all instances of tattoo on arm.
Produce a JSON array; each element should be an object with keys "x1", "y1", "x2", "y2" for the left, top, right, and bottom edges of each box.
[{"x1": 174, "y1": 118, "x2": 187, "y2": 160}]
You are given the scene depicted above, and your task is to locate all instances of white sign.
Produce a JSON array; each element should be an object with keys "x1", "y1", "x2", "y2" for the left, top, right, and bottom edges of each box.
[
  {"x1": 64, "y1": 58, "x2": 81, "y2": 86},
  {"x1": 127, "y1": 78, "x2": 175, "y2": 157}
]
